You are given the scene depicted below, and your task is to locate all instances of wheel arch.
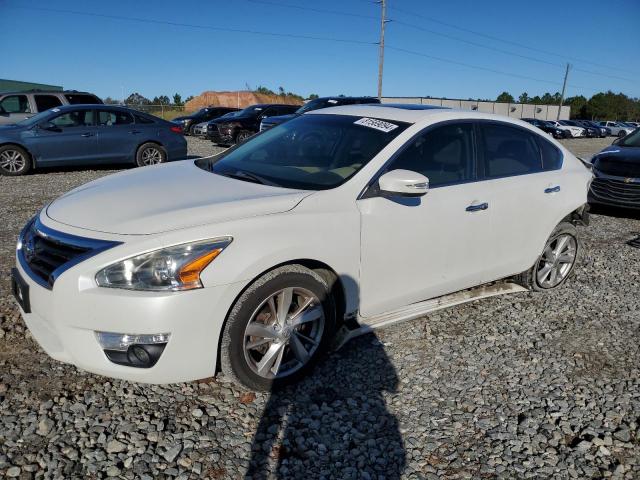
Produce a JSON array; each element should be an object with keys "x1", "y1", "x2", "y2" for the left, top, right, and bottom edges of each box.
[
  {"x1": 214, "y1": 258, "x2": 347, "y2": 373},
  {"x1": 0, "y1": 142, "x2": 35, "y2": 166}
]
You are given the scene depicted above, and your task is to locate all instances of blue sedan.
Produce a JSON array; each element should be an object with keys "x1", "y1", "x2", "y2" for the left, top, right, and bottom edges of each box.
[{"x1": 0, "y1": 105, "x2": 187, "y2": 175}]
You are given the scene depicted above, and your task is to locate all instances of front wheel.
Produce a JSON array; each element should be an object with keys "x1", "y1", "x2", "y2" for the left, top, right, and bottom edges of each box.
[
  {"x1": 235, "y1": 130, "x2": 253, "y2": 144},
  {"x1": 515, "y1": 222, "x2": 580, "y2": 291},
  {"x1": 618, "y1": 130, "x2": 627, "y2": 138},
  {"x1": 136, "y1": 143, "x2": 167, "y2": 167},
  {"x1": 0, "y1": 145, "x2": 32, "y2": 176},
  {"x1": 220, "y1": 265, "x2": 336, "y2": 391}
]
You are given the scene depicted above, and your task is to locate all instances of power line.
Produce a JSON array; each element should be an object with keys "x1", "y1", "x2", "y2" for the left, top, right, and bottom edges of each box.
[
  {"x1": 243, "y1": 0, "x2": 636, "y2": 83},
  {"x1": 6, "y1": 5, "x2": 377, "y2": 46},
  {"x1": 385, "y1": 45, "x2": 587, "y2": 90},
  {"x1": 387, "y1": 4, "x2": 638, "y2": 76}
]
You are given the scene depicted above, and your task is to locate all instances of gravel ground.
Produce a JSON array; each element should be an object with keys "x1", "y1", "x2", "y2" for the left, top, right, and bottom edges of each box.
[{"x1": 1, "y1": 136, "x2": 639, "y2": 479}]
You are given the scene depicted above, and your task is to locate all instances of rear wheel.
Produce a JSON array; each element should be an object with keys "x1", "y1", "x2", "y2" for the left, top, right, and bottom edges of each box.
[
  {"x1": 515, "y1": 222, "x2": 580, "y2": 291},
  {"x1": 136, "y1": 143, "x2": 167, "y2": 167},
  {"x1": 618, "y1": 130, "x2": 627, "y2": 138},
  {"x1": 0, "y1": 145, "x2": 31, "y2": 176},
  {"x1": 220, "y1": 265, "x2": 336, "y2": 391}
]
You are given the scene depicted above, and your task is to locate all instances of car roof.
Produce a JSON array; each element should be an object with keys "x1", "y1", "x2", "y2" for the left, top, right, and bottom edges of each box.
[{"x1": 0, "y1": 90, "x2": 97, "y2": 95}]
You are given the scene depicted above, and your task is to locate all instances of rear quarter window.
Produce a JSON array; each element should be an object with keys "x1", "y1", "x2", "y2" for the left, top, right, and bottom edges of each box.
[
  {"x1": 536, "y1": 137, "x2": 563, "y2": 171},
  {"x1": 134, "y1": 114, "x2": 155, "y2": 124}
]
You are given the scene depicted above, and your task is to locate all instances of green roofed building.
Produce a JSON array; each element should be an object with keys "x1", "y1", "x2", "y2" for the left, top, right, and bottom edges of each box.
[{"x1": 0, "y1": 79, "x2": 63, "y2": 93}]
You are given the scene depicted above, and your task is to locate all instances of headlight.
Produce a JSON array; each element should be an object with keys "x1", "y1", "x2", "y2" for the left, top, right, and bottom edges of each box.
[{"x1": 95, "y1": 237, "x2": 232, "y2": 291}]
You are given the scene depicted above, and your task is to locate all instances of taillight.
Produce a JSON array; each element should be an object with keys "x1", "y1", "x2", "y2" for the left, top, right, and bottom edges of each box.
[{"x1": 170, "y1": 126, "x2": 183, "y2": 134}]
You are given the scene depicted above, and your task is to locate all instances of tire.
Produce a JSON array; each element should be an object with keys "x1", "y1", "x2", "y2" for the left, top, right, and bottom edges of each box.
[
  {"x1": 220, "y1": 265, "x2": 336, "y2": 391},
  {"x1": 0, "y1": 145, "x2": 32, "y2": 176},
  {"x1": 135, "y1": 143, "x2": 167, "y2": 167},
  {"x1": 514, "y1": 222, "x2": 580, "y2": 291},
  {"x1": 618, "y1": 130, "x2": 627, "y2": 138},
  {"x1": 235, "y1": 130, "x2": 253, "y2": 144},
  {"x1": 563, "y1": 131, "x2": 571, "y2": 139}
]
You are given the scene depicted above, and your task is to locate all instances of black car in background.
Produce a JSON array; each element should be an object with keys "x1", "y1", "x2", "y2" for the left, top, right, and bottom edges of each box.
[
  {"x1": 173, "y1": 107, "x2": 239, "y2": 135},
  {"x1": 521, "y1": 118, "x2": 567, "y2": 139},
  {"x1": 205, "y1": 110, "x2": 242, "y2": 140},
  {"x1": 589, "y1": 129, "x2": 640, "y2": 210},
  {"x1": 574, "y1": 120, "x2": 609, "y2": 138},
  {"x1": 209, "y1": 104, "x2": 299, "y2": 145},
  {"x1": 259, "y1": 96, "x2": 380, "y2": 132}
]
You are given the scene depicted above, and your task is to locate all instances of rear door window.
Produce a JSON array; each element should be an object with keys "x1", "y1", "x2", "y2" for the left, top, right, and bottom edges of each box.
[
  {"x1": 480, "y1": 123, "x2": 543, "y2": 178},
  {"x1": 50, "y1": 110, "x2": 94, "y2": 128},
  {"x1": 0, "y1": 95, "x2": 31, "y2": 113},
  {"x1": 34, "y1": 95, "x2": 63, "y2": 112},
  {"x1": 97, "y1": 110, "x2": 134, "y2": 126}
]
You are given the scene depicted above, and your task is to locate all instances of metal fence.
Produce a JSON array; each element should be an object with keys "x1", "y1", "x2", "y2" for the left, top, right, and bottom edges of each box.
[
  {"x1": 381, "y1": 97, "x2": 570, "y2": 121},
  {"x1": 121, "y1": 104, "x2": 189, "y2": 120}
]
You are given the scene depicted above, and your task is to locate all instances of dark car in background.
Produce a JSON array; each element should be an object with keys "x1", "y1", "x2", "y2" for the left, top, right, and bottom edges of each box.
[
  {"x1": 0, "y1": 90, "x2": 102, "y2": 125},
  {"x1": 259, "y1": 96, "x2": 380, "y2": 132},
  {"x1": 205, "y1": 110, "x2": 242, "y2": 140},
  {"x1": 0, "y1": 105, "x2": 186, "y2": 176},
  {"x1": 589, "y1": 129, "x2": 640, "y2": 210},
  {"x1": 574, "y1": 120, "x2": 609, "y2": 138},
  {"x1": 209, "y1": 104, "x2": 299, "y2": 145},
  {"x1": 173, "y1": 107, "x2": 239, "y2": 135},
  {"x1": 521, "y1": 118, "x2": 567, "y2": 139}
]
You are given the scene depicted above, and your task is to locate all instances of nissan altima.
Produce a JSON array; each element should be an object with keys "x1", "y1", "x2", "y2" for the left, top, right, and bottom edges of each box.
[{"x1": 12, "y1": 105, "x2": 592, "y2": 390}]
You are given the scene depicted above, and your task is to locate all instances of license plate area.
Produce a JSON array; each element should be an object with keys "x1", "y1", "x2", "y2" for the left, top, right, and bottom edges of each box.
[{"x1": 11, "y1": 268, "x2": 31, "y2": 313}]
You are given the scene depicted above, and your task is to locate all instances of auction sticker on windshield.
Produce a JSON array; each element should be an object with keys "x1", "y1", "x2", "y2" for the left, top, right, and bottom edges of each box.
[{"x1": 354, "y1": 117, "x2": 399, "y2": 133}]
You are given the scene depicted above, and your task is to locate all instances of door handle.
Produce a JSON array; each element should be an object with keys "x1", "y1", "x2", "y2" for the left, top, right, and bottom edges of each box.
[
  {"x1": 466, "y1": 202, "x2": 489, "y2": 212},
  {"x1": 80, "y1": 132, "x2": 94, "y2": 137},
  {"x1": 544, "y1": 186, "x2": 561, "y2": 194}
]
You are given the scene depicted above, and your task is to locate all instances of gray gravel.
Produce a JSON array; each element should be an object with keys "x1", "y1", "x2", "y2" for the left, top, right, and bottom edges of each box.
[{"x1": 1, "y1": 137, "x2": 639, "y2": 479}]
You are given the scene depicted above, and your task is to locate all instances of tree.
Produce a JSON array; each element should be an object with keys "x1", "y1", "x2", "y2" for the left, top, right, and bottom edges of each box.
[
  {"x1": 278, "y1": 86, "x2": 285, "y2": 97},
  {"x1": 125, "y1": 92, "x2": 150, "y2": 105},
  {"x1": 184, "y1": 95, "x2": 194, "y2": 103},
  {"x1": 103, "y1": 96, "x2": 120, "y2": 105},
  {"x1": 308, "y1": 93, "x2": 319, "y2": 100},
  {"x1": 496, "y1": 91, "x2": 514, "y2": 103},
  {"x1": 173, "y1": 93, "x2": 183, "y2": 106},
  {"x1": 518, "y1": 92, "x2": 530, "y2": 104}
]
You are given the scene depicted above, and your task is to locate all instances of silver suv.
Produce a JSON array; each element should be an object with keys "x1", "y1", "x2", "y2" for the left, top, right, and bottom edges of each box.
[{"x1": 0, "y1": 90, "x2": 102, "y2": 125}]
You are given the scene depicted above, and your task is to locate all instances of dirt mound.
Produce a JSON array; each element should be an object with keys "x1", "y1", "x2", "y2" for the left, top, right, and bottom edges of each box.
[{"x1": 185, "y1": 91, "x2": 303, "y2": 111}]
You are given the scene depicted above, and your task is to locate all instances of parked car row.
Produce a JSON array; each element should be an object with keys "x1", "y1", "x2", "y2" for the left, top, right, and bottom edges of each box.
[{"x1": 0, "y1": 90, "x2": 103, "y2": 125}]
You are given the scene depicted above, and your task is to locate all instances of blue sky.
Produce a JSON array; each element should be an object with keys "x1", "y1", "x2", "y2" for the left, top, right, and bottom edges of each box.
[{"x1": 2, "y1": 0, "x2": 639, "y2": 102}]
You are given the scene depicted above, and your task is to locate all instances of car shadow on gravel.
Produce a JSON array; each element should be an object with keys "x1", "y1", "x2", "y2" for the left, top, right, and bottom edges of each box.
[
  {"x1": 589, "y1": 204, "x2": 640, "y2": 221},
  {"x1": 244, "y1": 334, "x2": 405, "y2": 479}
]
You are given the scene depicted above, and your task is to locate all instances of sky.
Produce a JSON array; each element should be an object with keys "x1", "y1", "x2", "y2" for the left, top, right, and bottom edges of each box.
[{"x1": 1, "y1": 0, "x2": 639, "y2": 102}]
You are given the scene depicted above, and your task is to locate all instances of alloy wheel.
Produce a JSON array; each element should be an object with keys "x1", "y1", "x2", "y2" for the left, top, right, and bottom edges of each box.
[
  {"x1": 536, "y1": 234, "x2": 577, "y2": 288},
  {"x1": 140, "y1": 147, "x2": 163, "y2": 165},
  {"x1": 0, "y1": 149, "x2": 26, "y2": 173},
  {"x1": 243, "y1": 287, "x2": 325, "y2": 379}
]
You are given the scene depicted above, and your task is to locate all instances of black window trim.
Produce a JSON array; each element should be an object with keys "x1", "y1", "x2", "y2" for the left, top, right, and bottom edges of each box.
[{"x1": 359, "y1": 118, "x2": 479, "y2": 199}]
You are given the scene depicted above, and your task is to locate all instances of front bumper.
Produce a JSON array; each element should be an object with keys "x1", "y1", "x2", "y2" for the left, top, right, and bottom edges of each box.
[
  {"x1": 209, "y1": 130, "x2": 234, "y2": 145},
  {"x1": 589, "y1": 175, "x2": 640, "y2": 210},
  {"x1": 13, "y1": 242, "x2": 245, "y2": 384}
]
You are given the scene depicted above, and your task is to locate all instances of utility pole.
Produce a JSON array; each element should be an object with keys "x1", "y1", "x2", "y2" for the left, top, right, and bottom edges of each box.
[
  {"x1": 557, "y1": 63, "x2": 570, "y2": 121},
  {"x1": 377, "y1": 0, "x2": 387, "y2": 100}
]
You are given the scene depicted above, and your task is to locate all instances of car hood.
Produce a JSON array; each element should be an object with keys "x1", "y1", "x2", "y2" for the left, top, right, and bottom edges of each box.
[
  {"x1": 597, "y1": 145, "x2": 640, "y2": 160},
  {"x1": 46, "y1": 160, "x2": 312, "y2": 235}
]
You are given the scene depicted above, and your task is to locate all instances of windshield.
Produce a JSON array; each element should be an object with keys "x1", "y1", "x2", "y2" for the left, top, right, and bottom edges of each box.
[
  {"x1": 16, "y1": 109, "x2": 56, "y2": 127},
  {"x1": 219, "y1": 111, "x2": 241, "y2": 119},
  {"x1": 237, "y1": 105, "x2": 266, "y2": 117},
  {"x1": 196, "y1": 114, "x2": 409, "y2": 190},
  {"x1": 620, "y1": 129, "x2": 640, "y2": 147}
]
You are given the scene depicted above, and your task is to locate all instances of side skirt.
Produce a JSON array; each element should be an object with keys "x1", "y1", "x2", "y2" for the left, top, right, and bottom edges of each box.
[{"x1": 332, "y1": 281, "x2": 528, "y2": 350}]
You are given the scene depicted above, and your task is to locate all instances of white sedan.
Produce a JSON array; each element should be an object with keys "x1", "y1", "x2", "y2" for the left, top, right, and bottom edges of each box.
[
  {"x1": 548, "y1": 120, "x2": 585, "y2": 138},
  {"x1": 12, "y1": 105, "x2": 592, "y2": 390}
]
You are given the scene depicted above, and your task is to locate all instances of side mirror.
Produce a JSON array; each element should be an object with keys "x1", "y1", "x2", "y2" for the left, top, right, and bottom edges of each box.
[
  {"x1": 378, "y1": 169, "x2": 429, "y2": 197},
  {"x1": 39, "y1": 121, "x2": 60, "y2": 132}
]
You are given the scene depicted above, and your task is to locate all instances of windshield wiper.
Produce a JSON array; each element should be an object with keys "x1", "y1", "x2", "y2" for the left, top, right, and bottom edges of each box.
[{"x1": 221, "y1": 170, "x2": 280, "y2": 187}]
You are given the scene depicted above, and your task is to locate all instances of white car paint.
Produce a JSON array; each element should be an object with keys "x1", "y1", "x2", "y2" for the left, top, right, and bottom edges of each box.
[
  {"x1": 598, "y1": 121, "x2": 635, "y2": 137},
  {"x1": 192, "y1": 121, "x2": 209, "y2": 136},
  {"x1": 547, "y1": 120, "x2": 585, "y2": 138},
  {"x1": 13, "y1": 105, "x2": 592, "y2": 384}
]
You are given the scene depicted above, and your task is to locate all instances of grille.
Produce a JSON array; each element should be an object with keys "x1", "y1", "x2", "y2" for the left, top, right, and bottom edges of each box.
[
  {"x1": 590, "y1": 177, "x2": 640, "y2": 205},
  {"x1": 19, "y1": 218, "x2": 120, "y2": 289},
  {"x1": 594, "y1": 157, "x2": 640, "y2": 178}
]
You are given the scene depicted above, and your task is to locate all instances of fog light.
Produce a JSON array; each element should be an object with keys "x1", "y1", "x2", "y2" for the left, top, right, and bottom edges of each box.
[{"x1": 96, "y1": 331, "x2": 169, "y2": 369}]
